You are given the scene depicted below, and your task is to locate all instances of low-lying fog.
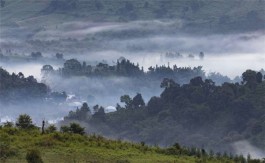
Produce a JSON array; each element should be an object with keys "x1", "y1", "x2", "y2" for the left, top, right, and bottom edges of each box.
[
  {"x1": 1, "y1": 52, "x2": 264, "y2": 80},
  {"x1": 233, "y1": 141, "x2": 265, "y2": 159},
  {"x1": 0, "y1": 20, "x2": 265, "y2": 140}
]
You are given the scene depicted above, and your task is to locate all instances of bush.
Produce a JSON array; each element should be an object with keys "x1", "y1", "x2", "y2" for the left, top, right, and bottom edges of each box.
[
  {"x1": 69, "y1": 123, "x2": 85, "y2": 135},
  {"x1": 26, "y1": 149, "x2": 43, "y2": 163},
  {"x1": 60, "y1": 125, "x2": 70, "y2": 133},
  {"x1": 36, "y1": 136, "x2": 56, "y2": 147},
  {"x1": 3, "y1": 121, "x2": 14, "y2": 128},
  {"x1": 3, "y1": 127, "x2": 18, "y2": 135},
  {"x1": 46, "y1": 125, "x2": 57, "y2": 133},
  {"x1": 60, "y1": 123, "x2": 85, "y2": 135},
  {"x1": 0, "y1": 142, "x2": 17, "y2": 160}
]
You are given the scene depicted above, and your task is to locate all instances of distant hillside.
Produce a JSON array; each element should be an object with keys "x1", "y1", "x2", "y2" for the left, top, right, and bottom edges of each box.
[
  {"x1": 0, "y1": 67, "x2": 48, "y2": 102},
  {"x1": 1, "y1": 0, "x2": 265, "y2": 33},
  {"x1": 62, "y1": 69, "x2": 265, "y2": 153},
  {"x1": 0, "y1": 67, "x2": 66, "y2": 103}
]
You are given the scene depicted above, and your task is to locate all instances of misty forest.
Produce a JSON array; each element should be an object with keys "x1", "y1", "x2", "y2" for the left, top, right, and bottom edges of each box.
[{"x1": 1, "y1": 0, "x2": 265, "y2": 162}]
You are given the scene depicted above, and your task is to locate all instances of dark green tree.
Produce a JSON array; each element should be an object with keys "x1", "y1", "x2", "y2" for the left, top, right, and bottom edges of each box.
[
  {"x1": 256, "y1": 72, "x2": 263, "y2": 83},
  {"x1": 69, "y1": 123, "x2": 85, "y2": 135},
  {"x1": 60, "y1": 125, "x2": 70, "y2": 133},
  {"x1": 147, "y1": 97, "x2": 163, "y2": 115},
  {"x1": 160, "y1": 78, "x2": 178, "y2": 88},
  {"x1": 93, "y1": 107, "x2": 106, "y2": 121},
  {"x1": 242, "y1": 70, "x2": 257, "y2": 85},
  {"x1": 132, "y1": 93, "x2": 145, "y2": 109},
  {"x1": 190, "y1": 76, "x2": 204, "y2": 87},
  {"x1": 16, "y1": 114, "x2": 34, "y2": 129},
  {"x1": 120, "y1": 95, "x2": 132, "y2": 109}
]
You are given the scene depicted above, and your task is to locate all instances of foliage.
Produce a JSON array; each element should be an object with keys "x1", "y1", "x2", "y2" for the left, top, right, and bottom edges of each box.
[
  {"x1": 26, "y1": 149, "x2": 43, "y2": 163},
  {"x1": 46, "y1": 125, "x2": 57, "y2": 133},
  {"x1": 3, "y1": 121, "x2": 14, "y2": 128},
  {"x1": 16, "y1": 114, "x2": 35, "y2": 129},
  {"x1": 0, "y1": 67, "x2": 67, "y2": 103},
  {"x1": 0, "y1": 142, "x2": 17, "y2": 161},
  {"x1": 2, "y1": 0, "x2": 264, "y2": 33},
  {"x1": 64, "y1": 69, "x2": 265, "y2": 153},
  {"x1": 132, "y1": 93, "x2": 145, "y2": 109},
  {"x1": 60, "y1": 123, "x2": 85, "y2": 135},
  {"x1": 44, "y1": 58, "x2": 210, "y2": 87},
  {"x1": 0, "y1": 120, "x2": 252, "y2": 163},
  {"x1": 0, "y1": 67, "x2": 49, "y2": 103},
  {"x1": 64, "y1": 103, "x2": 91, "y2": 121}
]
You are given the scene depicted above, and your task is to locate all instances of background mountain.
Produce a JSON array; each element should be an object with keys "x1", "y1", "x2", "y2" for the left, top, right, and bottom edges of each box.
[{"x1": 1, "y1": 0, "x2": 265, "y2": 33}]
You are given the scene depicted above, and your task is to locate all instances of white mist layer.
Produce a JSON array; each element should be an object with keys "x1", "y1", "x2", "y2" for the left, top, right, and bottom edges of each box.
[
  {"x1": 233, "y1": 141, "x2": 265, "y2": 159},
  {"x1": 1, "y1": 52, "x2": 264, "y2": 80},
  {"x1": 0, "y1": 62, "x2": 43, "y2": 81},
  {"x1": 0, "y1": 102, "x2": 77, "y2": 126},
  {"x1": 130, "y1": 53, "x2": 265, "y2": 79}
]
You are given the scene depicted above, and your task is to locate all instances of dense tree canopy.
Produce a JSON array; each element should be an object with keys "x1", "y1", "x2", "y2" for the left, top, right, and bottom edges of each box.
[
  {"x1": 0, "y1": 67, "x2": 49, "y2": 103},
  {"x1": 43, "y1": 58, "x2": 232, "y2": 85},
  {"x1": 0, "y1": 67, "x2": 67, "y2": 103},
  {"x1": 63, "y1": 69, "x2": 265, "y2": 153}
]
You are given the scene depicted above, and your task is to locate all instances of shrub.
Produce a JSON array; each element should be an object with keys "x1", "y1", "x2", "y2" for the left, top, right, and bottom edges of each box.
[
  {"x1": 3, "y1": 127, "x2": 18, "y2": 135},
  {"x1": 60, "y1": 125, "x2": 70, "y2": 133},
  {"x1": 0, "y1": 142, "x2": 17, "y2": 160},
  {"x1": 69, "y1": 123, "x2": 85, "y2": 135},
  {"x1": 46, "y1": 125, "x2": 57, "y2": 133},
  {"x1": 36, "y1": 136, "x2": 56, "y2": 147},
  {"x1": 60, "y1": 123, "x2": 85, "y2": 135},
  {"x1": 3, "y1": 121, "x2": 14, "y2": 128},
  {"x1": 26, "y1": 149, "x2": 43, "y2": 163}
]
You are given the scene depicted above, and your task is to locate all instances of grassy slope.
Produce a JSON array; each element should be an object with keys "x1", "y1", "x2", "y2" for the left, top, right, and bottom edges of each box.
[{"x1": 0, "y1": 127, "x2": 233, "y2": 163}]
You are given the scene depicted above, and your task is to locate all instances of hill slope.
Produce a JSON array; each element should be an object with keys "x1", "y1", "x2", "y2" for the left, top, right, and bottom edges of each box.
[
  {"x1": 0, "y1": 126, "x2": 238, "y2": 163},
  {"x1": 62, "y1": 70, "x2": 265, "y2": 154},
  {"x1": 1, "y1": 0, "x2": 265, "y2": 33}
]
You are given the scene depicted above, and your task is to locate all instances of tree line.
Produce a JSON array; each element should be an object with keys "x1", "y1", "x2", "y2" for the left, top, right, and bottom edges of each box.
[{"x1": 42, "y1": 58, "x2": 233, "y2": 85}]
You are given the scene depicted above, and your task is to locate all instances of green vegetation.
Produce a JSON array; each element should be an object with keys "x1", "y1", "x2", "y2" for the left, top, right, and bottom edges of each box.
[
  {"x1": 16, "y1": 114, "x2": 36, "y2": 129},
  {"x1": 0, "y1": 115, "x2": 259, "y2": 163},
  {"x1": 64, "y1": 69, "x2": 265, "y2": 152},
  {"x1": 0, "y1": 67, "x2": 66, "y2": 103},
  {"x1": 0, "y1": 67, "x2": 48, "y2": 103},
  {"x1": 43, "y1": 58, "x2": 226, "y2": 84},
  {"x1": 26, "y1": 149, "x2": 44, "y2": 163},
  {"x1": 60, "y1": 123, "x2": 85, "y2": 135}
]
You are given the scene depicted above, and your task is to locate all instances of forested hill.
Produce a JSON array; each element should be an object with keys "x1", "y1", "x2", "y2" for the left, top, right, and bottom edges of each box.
[
  {"x1": 0, "y1": 67, "x2": 66, "y2": 103},
  {"x1": 0, "y1": 67, "x2": 48, "y2": 102},
  {"x1": 1, "y1": 0, "x2": 264, "y2": 33},
  {"x1": 63, "y1": 69, "x2": 265, "y2": 153}
]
